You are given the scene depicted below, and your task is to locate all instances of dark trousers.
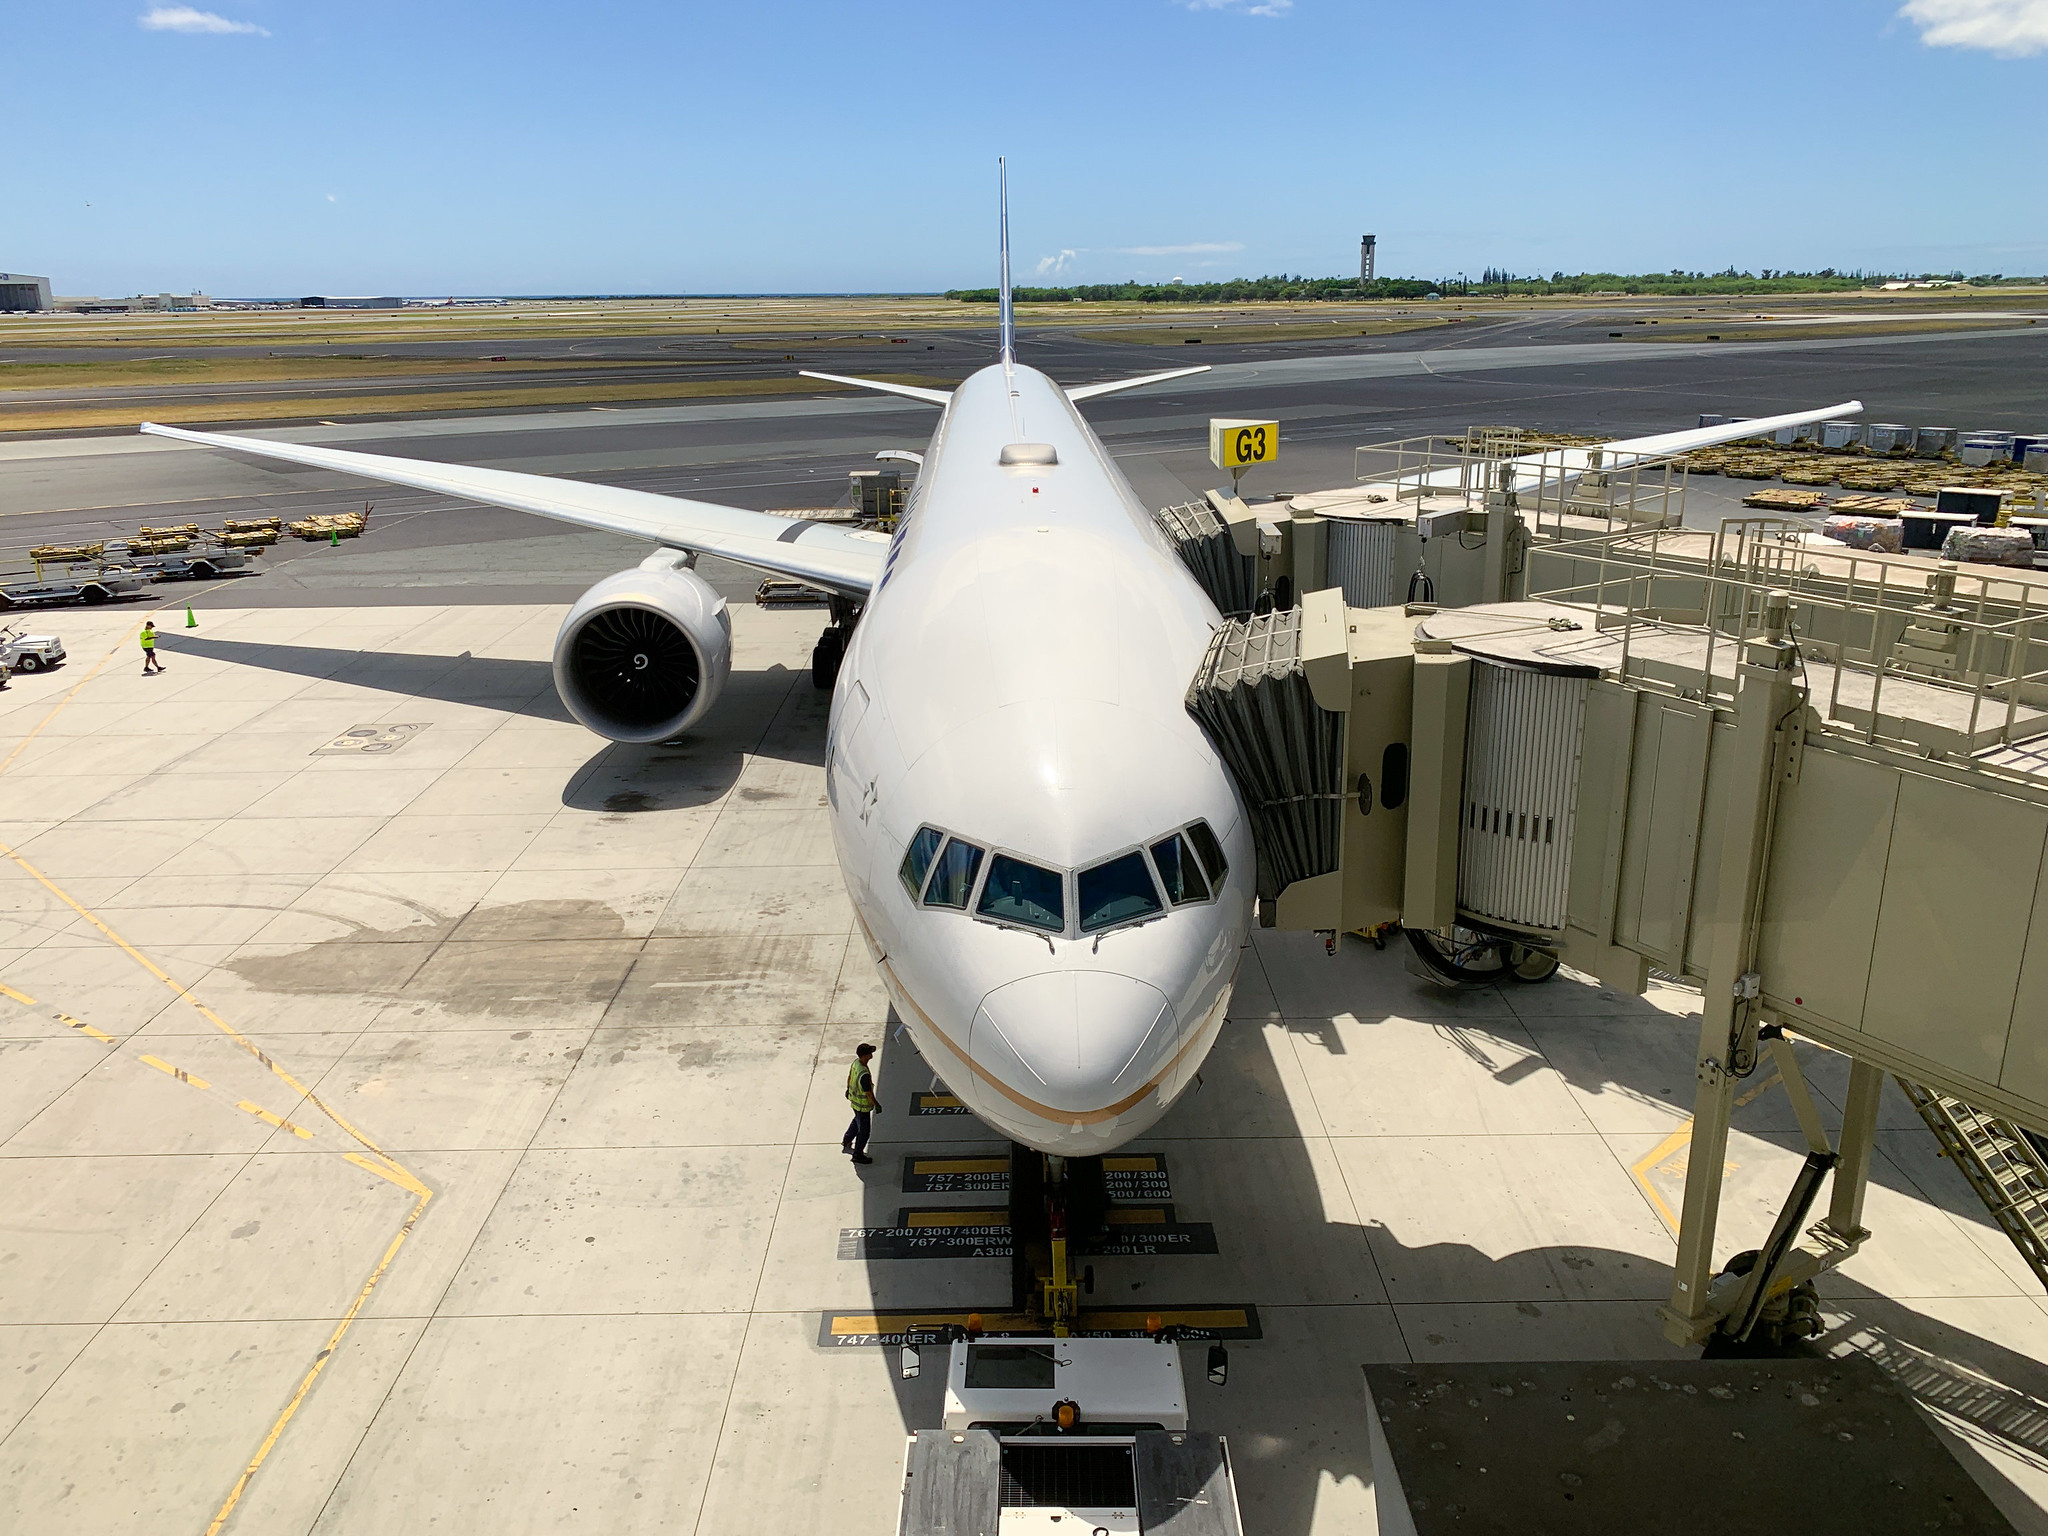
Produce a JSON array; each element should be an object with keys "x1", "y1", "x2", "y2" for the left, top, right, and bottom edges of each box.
[{"x1": 843, "y1": 1110, "x2": 871, "y2": 1155}]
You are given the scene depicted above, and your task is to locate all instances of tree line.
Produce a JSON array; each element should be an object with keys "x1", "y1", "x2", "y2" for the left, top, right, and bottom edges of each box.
[{"x1": 947, "y1": 269, "x2": 2038, "y2": 303}]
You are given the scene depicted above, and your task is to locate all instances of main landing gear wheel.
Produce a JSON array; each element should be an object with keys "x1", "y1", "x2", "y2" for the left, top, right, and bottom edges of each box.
[
  {"x1": 1405, "y1": 927, "x2": 1560, "y2": 988},
  {"x1": 812, "y1": 628, "x2": 846, "y2": 690}
]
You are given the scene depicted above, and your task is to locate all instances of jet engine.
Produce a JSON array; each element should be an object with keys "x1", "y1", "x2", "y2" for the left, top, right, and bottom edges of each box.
[{"x1": 552, "y1": 553, "x2": 732, "y2": 743}]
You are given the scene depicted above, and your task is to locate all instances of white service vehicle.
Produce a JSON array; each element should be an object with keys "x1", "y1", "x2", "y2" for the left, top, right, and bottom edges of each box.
[
  {"x1": 0, "y1": 625, "x2": 66, "y2": 673},
  {"x1": 896, "y1": 1333, "x2": 1242, "y2": 1536}
]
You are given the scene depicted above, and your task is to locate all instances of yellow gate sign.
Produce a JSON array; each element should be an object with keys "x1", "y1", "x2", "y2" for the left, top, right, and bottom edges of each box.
[{"x1": 1210, "y1": 418, "x2": 1279, "y2": 472}]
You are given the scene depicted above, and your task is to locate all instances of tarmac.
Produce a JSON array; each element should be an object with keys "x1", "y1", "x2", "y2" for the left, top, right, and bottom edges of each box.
[{"x1": 9, "y1": 598, "x2": 2048, "y2": 1535}]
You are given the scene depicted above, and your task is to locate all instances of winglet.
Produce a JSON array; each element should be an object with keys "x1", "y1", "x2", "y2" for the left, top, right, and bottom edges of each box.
[{"x1": 998, "y1": 156, "x2": 1015, "y2": 366}]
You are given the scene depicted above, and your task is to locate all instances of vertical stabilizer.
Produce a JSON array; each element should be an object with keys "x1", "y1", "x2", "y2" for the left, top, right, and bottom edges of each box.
[{"x1": 998, "y1": 157, "x2": 1015, "y2": 365}]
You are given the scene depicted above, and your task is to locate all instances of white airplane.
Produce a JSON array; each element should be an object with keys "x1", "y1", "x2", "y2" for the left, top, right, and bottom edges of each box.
[{"x1": 138, "y1": 168, "x2": 1861, "y2": 1157}]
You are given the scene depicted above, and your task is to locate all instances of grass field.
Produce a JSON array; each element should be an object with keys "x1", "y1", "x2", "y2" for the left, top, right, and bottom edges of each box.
[
  {"x1": 1088, "y1": 317, "x2": 1455, "y2": 346},
  {"x1": 0, "y1": 372, "x2": 956, "y2": 435}
]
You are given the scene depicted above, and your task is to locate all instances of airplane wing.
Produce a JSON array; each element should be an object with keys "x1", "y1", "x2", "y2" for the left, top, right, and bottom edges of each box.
[
  {"x1": 1066, "y1": 365, "x2": 1212, "y2": 403},
  {"x1": 137, "y1": 422, "x2": 888, "y2": 597},
  {"x1": 1387, "y1": 399, "x2": 1867, "y2": 496}
]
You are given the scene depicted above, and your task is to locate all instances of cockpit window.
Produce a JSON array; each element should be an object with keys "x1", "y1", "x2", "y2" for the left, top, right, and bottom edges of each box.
[
  {"x1": 923, "y1": 837, "x2": 985, "y2": 909},
  {"x1": 976, "y1": 854, "x2": 1065, "y2": 932},
  {"x1": 899, "y1": 827, "x2": 945, "y2": 900},
  {"x1": 1078, "y1": 851, "x2": 1163, "y2": 932},
  {"x1": 1184, "y1": 820, "x2": 1228, "y2": 884},
  {"x1": 1150, "y1": 834, "x2": 1211, "y2": 905}
]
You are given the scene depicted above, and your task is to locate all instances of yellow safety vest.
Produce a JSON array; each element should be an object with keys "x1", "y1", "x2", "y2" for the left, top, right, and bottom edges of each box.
[
  {"x1": 846, "y1": 1058, "x2": 876, "y2": 1112},
  {"x1": 140, "y1": 630, "x2": 156, "y2": 651}
]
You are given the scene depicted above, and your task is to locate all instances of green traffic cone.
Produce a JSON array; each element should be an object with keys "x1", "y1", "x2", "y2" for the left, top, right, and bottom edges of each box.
[
  {"x1": 185, "y1": 605, "x2": 197, "y2": 629},
  {"x1": 329, "y1": 529, "x2": 339, "y2": 547}
]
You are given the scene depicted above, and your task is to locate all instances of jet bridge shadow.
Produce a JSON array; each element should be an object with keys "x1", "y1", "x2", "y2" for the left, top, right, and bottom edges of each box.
[{"x1": 854, "y1": 940, "x2": 2048, "y2": 1536}]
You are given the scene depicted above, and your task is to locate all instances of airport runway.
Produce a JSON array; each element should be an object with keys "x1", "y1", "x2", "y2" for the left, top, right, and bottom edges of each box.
[{"x1": 4, "y1": 325, "x2": 2045, "y2": 609}]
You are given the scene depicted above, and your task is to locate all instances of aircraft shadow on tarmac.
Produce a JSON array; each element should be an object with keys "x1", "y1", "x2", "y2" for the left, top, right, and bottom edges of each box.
[
  {"x1": 159, "y1": 633, "x2": 819, "y2": 814},
  {"x1": 855, "y1": 963, "x2": 2048, "y2": 1535}
]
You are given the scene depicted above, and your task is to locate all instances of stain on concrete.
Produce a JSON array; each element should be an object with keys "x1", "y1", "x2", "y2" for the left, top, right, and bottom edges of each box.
[{"x1": 224, "y1": 899, "x2": 634, "y2": 1012}]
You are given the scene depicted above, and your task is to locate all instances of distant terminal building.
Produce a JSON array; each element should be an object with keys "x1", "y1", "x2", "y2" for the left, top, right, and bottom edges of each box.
[
  {"x1": 1359, "y1": 235, "x2": 1376, "y2": 285},
  {"x1": 0, "y1": 273, "x2": 53, "y2": 312},
  {"x1": 53, "y1": 291, "x2": 212, "y2": 314},
  {"x1": 300, "y1": 295, "x2": 403, "y2": 309}
]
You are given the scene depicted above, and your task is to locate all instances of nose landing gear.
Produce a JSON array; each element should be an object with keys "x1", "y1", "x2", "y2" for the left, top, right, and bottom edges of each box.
[{"x1": 1009, "y1": 1145, "x2": 1105, "y2": 1336}]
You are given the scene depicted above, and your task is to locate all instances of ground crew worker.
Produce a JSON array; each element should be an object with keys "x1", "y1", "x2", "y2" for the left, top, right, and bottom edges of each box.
[
  {"x1": 843, "y1": 1042, "x2": 877, "y2": 1165},
  {"x1": 139, "y1": 621, "x2": 164, "y2": 675}
]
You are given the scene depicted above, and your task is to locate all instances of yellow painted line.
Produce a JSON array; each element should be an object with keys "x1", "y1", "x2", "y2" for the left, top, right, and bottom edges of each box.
[
  {"x1": 829, "y1": 1311, "x2": 1035, "y2": 1336},
  {"x1": 139, "y1": 1054, "x2": 211, "y2": 1091},
  {"x1": 1081, "y1": 1308, "x2": 1250, "y2": 1330},
  {"x1": 0, "y1": 624, "x2": 132, "y2": 779},
  {"x1": 238, "y1": 1100, "x2": 314, "y2": 1140},
  {"x1": 915, "y1": 1092, "x2": 964, "y2": 1108},
  {"x1": 343, "y1": 1152, "x2": 431, "y2": 1199},
  {"x1": 0, "y1": 983, "x2": 116, "y2": 1043},
  {"x1": 1629, "y1": 1073, "x2": 1784, "y2": 1235},
  {"x1": 204, "y1": 1185, "x2": 431, "y2": 1536},
  {"x1": 909, "y1": 1157, "x2": 1008, "y2": 1175},
  {"x1": 1736, "y1": 1072, "x2": 1783, "y2": 1109},
  {"x1": 0, "y1": 621, "x2": 435, "y2": 1536},
  {"x1": 1103, "y1": 1155, "x2": 1163, "y2": 1172},
  {"x1": 1631, "y1": 1125, "x2": 1691, "y2": 1234},
  {"x1": 0, "y1": 840, "x2": 408, "y2": 1179}
]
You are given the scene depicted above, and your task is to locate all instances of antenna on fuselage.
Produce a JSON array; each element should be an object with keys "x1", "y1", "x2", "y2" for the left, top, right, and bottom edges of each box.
[{"x1": 997, "y1": 156, "x2": 1015, "y2": 366}]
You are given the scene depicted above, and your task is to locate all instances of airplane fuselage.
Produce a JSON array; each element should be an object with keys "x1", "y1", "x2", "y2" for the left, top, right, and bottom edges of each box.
[{"x1": 827, "y1": 361, "x2": 1254, "y2": 1155}]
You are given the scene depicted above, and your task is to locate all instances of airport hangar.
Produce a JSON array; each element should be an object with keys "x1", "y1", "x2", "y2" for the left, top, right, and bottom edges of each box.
[{"x1": 7, "y1": 320, "x2": 2048, "y2": 1534}]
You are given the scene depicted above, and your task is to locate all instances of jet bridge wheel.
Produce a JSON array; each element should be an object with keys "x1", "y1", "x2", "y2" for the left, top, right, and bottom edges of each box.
[
  {"x1": 1405, "y1": 927, "x2": 1560, "y2": 988},
  {"x1": 1700, "y1": 1249, "x2": 1824, "y2": 1358}
]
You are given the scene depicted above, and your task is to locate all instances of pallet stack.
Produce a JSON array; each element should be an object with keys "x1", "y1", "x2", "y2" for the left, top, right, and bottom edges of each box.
[{"x1": 286, "y1": 511, "x2": 368, "y2": 541}]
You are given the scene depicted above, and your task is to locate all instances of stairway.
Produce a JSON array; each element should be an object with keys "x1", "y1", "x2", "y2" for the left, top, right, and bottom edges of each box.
[{"x1": 1897, "y1": 1077, "x2": 2048, "y2": 1291}]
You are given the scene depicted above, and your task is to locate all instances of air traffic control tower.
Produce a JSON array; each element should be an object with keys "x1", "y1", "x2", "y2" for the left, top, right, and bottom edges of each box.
[{"x1": 1359, "y1": 235, "x2": 1375, "y2": 285}]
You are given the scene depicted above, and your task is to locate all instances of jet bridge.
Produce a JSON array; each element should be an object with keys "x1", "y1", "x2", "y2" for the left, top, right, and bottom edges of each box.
[{"x1": 1186, "y1": 527, "x2": 2048, "y2": 1347}]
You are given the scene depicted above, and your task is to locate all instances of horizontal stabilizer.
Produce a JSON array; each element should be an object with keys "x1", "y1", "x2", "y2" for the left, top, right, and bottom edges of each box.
[
  {"x1": 1066, "y1": 365, "x2": 1212, "y2": 403},
  {"x1": 798, "y1": 370, "x2": 952, "y2": 406}
]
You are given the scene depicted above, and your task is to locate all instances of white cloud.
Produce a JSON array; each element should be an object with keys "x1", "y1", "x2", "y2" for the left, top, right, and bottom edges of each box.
[
  {"x1": 326, "y1": 193, "x2": 338, "y2": 203},
  {"x1": 1183, "y1": 0, "x2": 1293, "y2": 15},
  {"x1": 1900, "y1": 0, "x2": 2048, "y2": 55},
  {"x1": 1114, "y1": 241, "x2": 1245, "y2": 257},
  {"x1": 1034, "y1": 249, "x2": 1080, "y2": 277},
  {"x1": 140, "y1": 6, "x2": 269, "y2": 35}
]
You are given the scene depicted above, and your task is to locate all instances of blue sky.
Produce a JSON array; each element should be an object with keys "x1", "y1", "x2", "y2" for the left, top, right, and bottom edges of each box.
[{"x1": 6, "y1": 1, "x2": 2046, "y2": 295}]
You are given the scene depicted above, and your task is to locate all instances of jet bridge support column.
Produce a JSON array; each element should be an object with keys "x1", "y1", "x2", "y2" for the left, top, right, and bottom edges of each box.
[{"x1": 1661, "y1": 592, "x2": 1806, "y2": 1346}]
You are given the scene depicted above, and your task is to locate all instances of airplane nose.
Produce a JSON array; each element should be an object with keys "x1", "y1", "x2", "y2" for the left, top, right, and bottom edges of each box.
[{"x1": 971, "y1": 971, "x2": 1177, "y2": 1114}]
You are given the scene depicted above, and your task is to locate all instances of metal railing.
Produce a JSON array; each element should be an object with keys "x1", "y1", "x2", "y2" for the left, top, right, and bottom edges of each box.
[
  {"x1": 1350, "y1": 429, "x2": 1689, "y2": 541},
  {"x1": 1522, "y1": 519, "x2": 2048, "y2": 769}
]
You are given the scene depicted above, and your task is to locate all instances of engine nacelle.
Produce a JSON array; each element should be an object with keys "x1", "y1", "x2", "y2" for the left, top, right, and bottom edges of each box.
[{"x1": 552, "y1": 554, "x2": 732, "y2": 743}]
